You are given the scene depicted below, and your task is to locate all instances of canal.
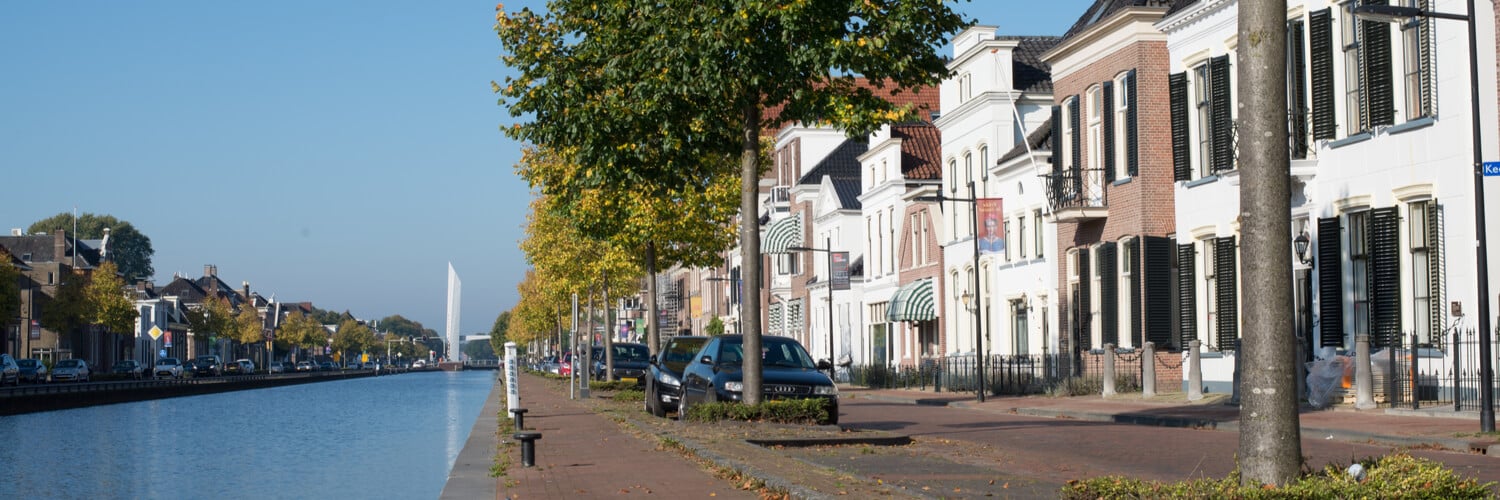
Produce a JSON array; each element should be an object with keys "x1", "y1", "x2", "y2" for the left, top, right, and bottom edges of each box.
[{"x1": 0, "y1": 370, "x2": 497, "y2": 499}]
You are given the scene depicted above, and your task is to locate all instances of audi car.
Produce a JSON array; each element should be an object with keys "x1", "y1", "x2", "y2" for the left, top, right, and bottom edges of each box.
[{"x1": 677, "y1": 335, "x2": 838, "y2": 424}]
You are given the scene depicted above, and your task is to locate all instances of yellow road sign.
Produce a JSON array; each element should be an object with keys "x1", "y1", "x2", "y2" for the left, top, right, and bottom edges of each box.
[{"x1": 149, "y1": 326, "x2": 164, "y2": 340}]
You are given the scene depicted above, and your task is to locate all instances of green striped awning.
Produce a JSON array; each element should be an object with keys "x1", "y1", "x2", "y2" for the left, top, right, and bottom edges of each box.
[
  {"x1": 887, "y1": 278, "x2": 937, "y2": 322},
  {"x1": 763, "y1": 213, "x2": 803, "y2": 254}
]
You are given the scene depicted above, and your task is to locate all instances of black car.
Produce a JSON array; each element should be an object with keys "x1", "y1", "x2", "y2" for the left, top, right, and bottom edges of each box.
[
  {"x1": 110, "y1": 360, "x2": 145, "y2": 379},
  {"x1": 678, "y1": 335, "x2": 838, "y2": 424},
  {"x1": 191, "y1": 355, "x2": 222, "y2": 377},
  {"x1": 0, "y1": 354, "x2": 18, "y2": 386},
  {"x1": 591, "y1": 342, "x2": 651, "y2": 384},
  {"x1": 644, "y1": 336, "x2": 709, "y2": 417}
]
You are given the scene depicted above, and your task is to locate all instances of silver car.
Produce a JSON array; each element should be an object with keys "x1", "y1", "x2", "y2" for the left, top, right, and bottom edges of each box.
[
  {"x1": 154, "y1": 358, "x2": 184, "y2": 379},
  {"x1": 51, "y1": 359, "x2": 90, "y2": 383}
]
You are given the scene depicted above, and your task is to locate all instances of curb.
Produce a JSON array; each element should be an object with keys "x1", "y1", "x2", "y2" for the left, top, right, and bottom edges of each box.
[{"x1": 661, "y1": 431, "x2": 836, "y2": 500}]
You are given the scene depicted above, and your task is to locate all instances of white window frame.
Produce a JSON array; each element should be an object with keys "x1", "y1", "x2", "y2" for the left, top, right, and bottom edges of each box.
[{"x1": 1113, "y1": 72, "x2": 1131, "y2": 180}]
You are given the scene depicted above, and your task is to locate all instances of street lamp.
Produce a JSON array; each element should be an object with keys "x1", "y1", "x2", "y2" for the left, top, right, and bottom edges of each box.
[
  {"x1": 916, "y1": 180, "x2": 988, "y2": 402},
  {"x1": 1356, "y1": 2, "x2": 1493, "y2": 431},
  {"x1": 790, "y1": 237, "x2": 841, "y2": 382}
]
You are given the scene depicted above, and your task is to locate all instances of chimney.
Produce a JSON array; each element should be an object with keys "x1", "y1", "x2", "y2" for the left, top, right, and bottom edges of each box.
[
  {"x1": 53, "y1": 230, "x2": 67, "y2": 263},
  {"x1": 10, "y1": 228, "x2": 20, "y2": 236},
  {"x1": 242, "y1": 281, "x2": 250, "y2": 299},
  {"x1": 204, "y1": 264, "x2": 216, "y2": 277},
  {"x1": 136, "y1": 280, "x2": 147, "y2": 292}
]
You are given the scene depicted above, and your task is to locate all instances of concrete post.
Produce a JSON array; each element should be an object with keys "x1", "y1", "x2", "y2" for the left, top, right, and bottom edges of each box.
[
  {"x1": 505, "y1": 342, "x2": 520, "y2": 418},
  {"x1": 1142, "y1": 342, "x2": 1157, "y2": 398},
  {"x1": 1355, "y1": 334, "x2": 1376, "y2": 410},
  {"x1": 1188, "y1": 340, "x2": 1204, "y2": 401},
  {"x1": 1103, "y1": 343, "x2": 1117, "y2": 397}
]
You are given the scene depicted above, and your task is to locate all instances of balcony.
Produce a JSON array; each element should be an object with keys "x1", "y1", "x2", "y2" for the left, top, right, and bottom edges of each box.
[
  {"x1": 769, "y1": 185, "x2": 791, "y2": 212},
  {"x1": 1041, "y1": 168, "x2": 1107, "y2": 222}
]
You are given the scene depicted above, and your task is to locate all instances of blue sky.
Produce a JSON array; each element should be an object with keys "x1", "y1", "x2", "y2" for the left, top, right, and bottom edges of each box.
[{"x1": 1, "y1": 1, "x2": 1093, "y2": 334}]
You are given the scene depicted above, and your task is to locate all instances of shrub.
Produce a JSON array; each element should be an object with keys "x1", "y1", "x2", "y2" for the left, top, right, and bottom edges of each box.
[
  {"x1": 681, "y1": 399, "x2": 833, "y2": 425},
  {"x1": 1061, "y1": 454, "x2": 1494, "y2": 499},
  {"x1": 1046, "y1": 374, "x2": 1141, "y2": 397},
  {"x1": 589, "y1": 380, "x2": 638, "y2": 392},
  {"x1": 614, "y1": 389, "x2": 644, "y2": 402}
]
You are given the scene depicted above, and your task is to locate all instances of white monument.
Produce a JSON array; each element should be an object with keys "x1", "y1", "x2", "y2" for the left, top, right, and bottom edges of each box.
[{"x1": 446, "y1": 262, "x2": 461, "y2": 362}]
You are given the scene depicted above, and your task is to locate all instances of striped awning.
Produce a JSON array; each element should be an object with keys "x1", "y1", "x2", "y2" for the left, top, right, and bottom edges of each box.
[
  {"x1": 763, "y1": 213, "x2": 803, "y2": 254},
  {"x1": 887, "y1": 278, "x2": 937, "y2": 322}
]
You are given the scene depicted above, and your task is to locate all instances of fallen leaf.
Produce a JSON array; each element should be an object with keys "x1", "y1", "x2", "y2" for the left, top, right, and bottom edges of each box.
[{"x1": 988, "y1": 480, "x2": 995, "y2": 485}]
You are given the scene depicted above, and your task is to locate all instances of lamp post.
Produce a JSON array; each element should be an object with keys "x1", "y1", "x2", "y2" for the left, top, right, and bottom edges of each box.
[
  {"x1": 916, "y1": 180, "x2": 987, "y2": 402},
  {"x1": 790, "y1": 237, "x2": 841, "y2": 382},
  {"x1": 1356, "y1": 1, "x2": 1493, "y2": 432}
]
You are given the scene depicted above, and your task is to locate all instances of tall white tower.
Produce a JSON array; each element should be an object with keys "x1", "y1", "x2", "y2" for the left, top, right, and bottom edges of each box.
[{"x1": 446, "y1": 262, "x2": 461, "y2": 362}]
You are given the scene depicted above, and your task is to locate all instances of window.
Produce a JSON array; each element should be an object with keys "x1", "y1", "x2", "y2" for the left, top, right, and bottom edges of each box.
[
  {"x1": 1342, "y1": 1, "x2": 1364, "y2": 134},
  {"x1": 1090, "y1": 245, "x2": 1103, "y2": 349},
  {"x1": 1288, "y1": 18, "x2": 1311, "y2": 159},
  {"x1": 963, "y1": 153, "x2": 974, "y2": 238},
  {"x1": 1061, "y1": 97, "x2": 1075, "y2": 173},
  {"x1": 1348, "y1": 211, "x2": 1370, "y2": 338},
  {"x1": 1114, "y1": 73, "x2": 1131, "y2": 179},
  {"x1": 960, "y1": 72, "x2": 973, "y2": 102},
  {"x1": 1018, "y1": 215, "x2": 1027, "y2": 259},
  {"x1": 888, "y1": 207, "x2": 897, "y2": 275},
  {"x1": 1087, "y1": 86, "x2": 1102, "y2": 178},
  {"x1": 1119, "y1": 238, "x2": 1136, "y2": 348},
  {"x1": 1400, "y1": 0, "x2": 1432, "y2": 120},
  {"x1": 866, "y1": 216, "x2": 873, "y2": 277},
  {"x1": 979, "y1": 145, "x2": 989, "y2": 183},
  {"x1": 911, "y1": 213, "x2": 922, "y2": 267},
  {"x1": 1202, "y1": 239, "x2": 1217, "y2": 349},
  {"x1": 1033, "y1": 210, "x2": 1044, "y2": 258},
  {"x1": 1175, "y1": 57, "x2": 1232, "y2": 181},
  {"x1": 874, "y1": 212, "x2": 883, "y2": 277},
  {"x1": 1003, "y1": 218, "x2": 1013, "y2": 262},
  {"x1": 1011, "y1": 299, "x2": 1029, "y2": 355},
  {"x1": 1194, "y1": 63, "x2": 1213, "y2": 178},
  {"x1": 1409, "y1": 200, "x2": 1443, "y2": 344}
]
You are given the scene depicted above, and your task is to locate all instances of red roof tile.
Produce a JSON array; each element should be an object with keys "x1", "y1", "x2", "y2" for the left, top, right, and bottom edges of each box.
[{"x1": 892, "y1": 123, "x2": 942, "y2": 180}]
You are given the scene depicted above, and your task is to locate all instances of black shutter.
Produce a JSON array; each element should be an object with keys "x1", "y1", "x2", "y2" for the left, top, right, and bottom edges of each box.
[
  {"x1": 1144, "y1": 237, "x2": 1174, "y2": 349},
  {"x1": 1210, "y1": 55, "x2": 1233, "y2": 172},
  {"x1": 1170, "y1": 72, "x2": 1190, "y2": 181},
  {"x1": 1069, "y1": 96, "x2": 1082, "y2": 197},
  {"x1": 1078, "y1": 247, "x2": 1092, "y2": 350},
  {"x1": 1126, "y1": 70, "x2": 1139, "y2": 177},
  {"x1": 1428, "y1": 202, "x2": 1445, "y2": 338},
  {"x1": 1102, "y1": 81, "x2": 1116, "y2": 183},
  {"x1": 1177, "y1": 243, "x2": 1197, "y2": 348},
  {"x1": 1099, "y1": 243, "x2": 1118, "y2": 347},
  {"x1": 1050, "y1": 105, "x2": 1063, "y2": 204},
  {"x1": 1128, "y1": 238, "x2": 1144, "y2": 348},
  {"x1": 1215, "y1": 236, "x2": 1238, "y2": 350},
  {"x1": 1417, "y1": 3, "x2": 1433, "y2": 117},
  {"x1": 1317, "y1": 217, "x2": 1343, "y2": 347},
  {"x1": 1369, "y1": 207, "x2": 1401, "y2": 347},
  {"x1": 1310, "y1": 8, "x2": 1336, "y2": 140},
  {"x1": 1288, "y1": 19, "x2": 1309, "y2": 159},
  {"x1": 1362, "y1": 0, "x2": 1395, "y2": 128}
]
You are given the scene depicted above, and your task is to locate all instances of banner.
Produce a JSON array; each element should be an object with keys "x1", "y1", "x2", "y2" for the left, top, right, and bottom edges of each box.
[
  {"x1": 976, "y1": 198, "x2": 1005, "y2": 255},
  {"x1": 830, "y1": 251, "x2": 851, "y2": 290}
]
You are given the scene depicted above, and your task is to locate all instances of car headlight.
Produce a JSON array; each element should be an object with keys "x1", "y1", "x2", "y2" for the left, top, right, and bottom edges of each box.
[
  {"x1": 814, "y1": 385, "x2": 838, "y2": 396},
  {"x1": 655, "y1": 371, "x2": 680, "y2": 387},
  {"x1": 723, "y1": 381, "x2": 743, "y2": 392}
]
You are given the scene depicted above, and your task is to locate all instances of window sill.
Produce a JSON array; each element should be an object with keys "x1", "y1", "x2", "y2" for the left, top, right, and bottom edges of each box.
[
  {"x1": 1387, "y1": 116, "x2": 1435, "y2": 135},
  {"x1": 1112, "y1": 176, "x2": 1133, "y2": 187},
  {"x1": 1327, "y1": 132, "x2": 1373, "y2": 149},
  {"x1": 1183, "y1": 175, "x2": 1219, "y2": 189}
]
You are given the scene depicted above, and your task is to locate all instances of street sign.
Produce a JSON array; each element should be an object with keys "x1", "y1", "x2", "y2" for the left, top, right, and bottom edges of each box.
[
  {"x1": 1485, "y1": 161, "x2": 1500, "y2": 177},
  {"x1": 148, "y1": 325, "x2": 163, "y2": 340}
]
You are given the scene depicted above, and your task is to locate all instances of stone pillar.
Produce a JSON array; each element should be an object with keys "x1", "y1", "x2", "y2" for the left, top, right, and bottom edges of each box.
[
  {"x1": 1188, "y1": 340, "x2": 1204, "y2": 401},
  {"x1": 1142, "y1": 342, "x2": 1157, "y2": 398},
  {"x1": 1103, "y1": 343, "x2": 1117, "y2": 397},
  {"x1": 1355, "y1": 334, "x2": 1376, "y2": 410}
]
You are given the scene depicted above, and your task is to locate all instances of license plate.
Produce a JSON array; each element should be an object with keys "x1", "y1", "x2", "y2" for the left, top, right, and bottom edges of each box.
[{"x1": 621, "y1": 377, "x2": 637, "y2": 384}]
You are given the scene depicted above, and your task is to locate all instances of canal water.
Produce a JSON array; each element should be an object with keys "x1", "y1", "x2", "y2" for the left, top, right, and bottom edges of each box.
[{"x1": 0, "y1": 370, "x2": 496, "y2": 499}]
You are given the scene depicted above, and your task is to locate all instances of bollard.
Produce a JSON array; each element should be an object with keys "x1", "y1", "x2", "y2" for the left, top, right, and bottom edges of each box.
[
  {"x1": 1355, "y1": 334, "x2": 1376, "y2": 410},
  {"x1": 514, "y1": 431, "x2": 542, "y2": 467},
  {"x1": 1102, "y1": 344, "x2": 1117, "y2": 397},
  {"x1": 1142, "y1": 342, "x2": 1157, "y2": 398},
  {"x1": 511, "y1": 408, "x2": 529, "y2": 431},
  {"x1": 1188, "y1": 340, "x2": 1203, "y2": 401}
]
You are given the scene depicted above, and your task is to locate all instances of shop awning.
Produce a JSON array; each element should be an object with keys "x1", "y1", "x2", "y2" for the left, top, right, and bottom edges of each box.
[
  {"x1": 763, "y1": 213, "x2": 803, "y2": 254},
  {"x1": 887, "y1": 278, "x2": 936, "y2": 322}
]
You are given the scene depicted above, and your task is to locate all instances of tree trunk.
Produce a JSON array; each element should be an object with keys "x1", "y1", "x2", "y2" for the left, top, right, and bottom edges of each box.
[
  {"x1": 603, "y1": 271, "x2": 614, "y2": 381},
  {"x1": 740, "y1": 103, "x2": 764, "y2": 405},
  {"x1": 1237, "y1": 0, "x2": 1302, "y2": 486},
  {"x1": 645, "y1": 241, "x2": 660, "y2": 355}
]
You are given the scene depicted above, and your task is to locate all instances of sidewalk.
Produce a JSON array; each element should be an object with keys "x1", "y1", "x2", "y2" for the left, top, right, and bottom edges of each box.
[
  {"x1": 842, "y1": 385, "x2": 1500, "y2": 455},
  {"x1": 497, "y1": 373, "x2": 755, "y2": 499}
]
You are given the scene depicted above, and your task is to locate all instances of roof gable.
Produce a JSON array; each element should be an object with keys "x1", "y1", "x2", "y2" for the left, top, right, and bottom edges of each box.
[{"x1": 891, "y1": 123, "x2": 942, "y2": 180}]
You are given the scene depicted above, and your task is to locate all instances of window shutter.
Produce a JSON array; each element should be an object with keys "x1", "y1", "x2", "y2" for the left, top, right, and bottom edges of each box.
[
  {"x1": 1170, "y1": 72, "x2": 1191, "y2": 181},
  {"x1": 1126, "y1": 70, "x2": 1140, "y2": 177},
  {"x1": 1077, "y1": 247, "x2": 1092, "y2": 351},
  {"x1": 1144, "y1": 237, "x2": 1174, "y2": 349},
  {"x1": 1317, "y1": 217, "x2": 1344, "y2": 347},
  {"x1": 1129, "y1": 238, "x2": 1144, "y2": 348},
  {"x1": 1369, "y1": 206, "x2": 1401, "y2": 347},
  {"x1": 1288, "y1": 19, "x2": 1309, "y2": 159},
  {"x1": 1102, "y1": 81, "x2": 1116, "y2": 183},
  {"x1": 1428, "y1": 202, "x2": 1445, "y2": 340},
  {"x1": 1177, "y1": 243, "x2": 1197, "y2": 348},
  {"x1": 1099, "y1": 242, "x2": 1118, "y2": 347},
  {"x1": 1310, "y1": 8, "x2": 1336, "y2": 140},
  {"x1": 1069, "y1": 96, "x2": 1082, "y2": 196},
  {"x1": 1215, "y1": 236, "x2": 1238, "y2": 350},
  {"x1": 1418, "y1": 2, "x2": 1434, "y2": 117},
  {"x1": 1362, "y1": 0, "x2": 1395, "y2": 128},
  {"x1": 1210, "y1": 55, "x2": 1233, "y2": 172}
]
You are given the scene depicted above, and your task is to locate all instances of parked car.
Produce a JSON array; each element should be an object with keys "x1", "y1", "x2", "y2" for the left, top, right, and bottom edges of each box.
[
  {"x1": 17, "y1": 358, "x2": 47, "y2": 383},
  {"x1": 644, "y1": 336, "x2": 709, "y2": 417},
  {"x1": 296, "y1": 361, "x2": 314, "y2": 372},
  {"x1": 50, "y1": 358, "x2": 91, "y2": 383},
  {"x1": 556, "y1": 353, "x2": 571, "y2": 377},
  {"x1": 0, "y1": 354, "x2": 18, "y2": 386},
  {"x1": 154, "y1": 358, "x2": 184, "y2": 379},
  {"x1": 412, "y1": 359, "x2": 427, "y2": 369},
  {"x1": 226, "y1": 359, "x2": 254, "y2": 374},
  {"x1": 591, "y1": 342, "x2": 651, "y2": 385},
  {"x1": 317, "y1": 361, "x2": 336, "y2": 371},
  {"x1": 110, "y1": 359, "x2": 146, "y2": 379},
  {"x1": 678, "y1": 335, "x2": 838, "y2": 424},
  {"x1": 268, "y1": 361, "x2": 289, "y2": 374},
  {"x1": 192, "y1": 355, "x2": 223, "y2": 377}
]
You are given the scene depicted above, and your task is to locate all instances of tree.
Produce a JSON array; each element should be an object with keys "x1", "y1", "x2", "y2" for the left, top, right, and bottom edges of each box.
[
  {"x1": 377, "y1": 314, "x2": 437, "y2": 339},
  {"x1": 0, "y1": 255, "x2": 22, "y2": 347},
  {"x1": 497, "y1": 0, "x2": 963, "y2": 403},
  {"x1": 28, "y1": 212, "x2": 155, "y2": 282},
  {"x1": 278, "y1": 311, "x2": 326, "y2": 362},
  {"x1": 231, "y1": 304, "x2": 265, "y2": 349},
  {"x1": 85, "y1": 261, "x2": 138, "y2": 336},
  {"x1": 704, "y1": 317, "x2": 725, "y2": 337},
  {"x1": 489, "y1": 310, "x2": 511, "y2": 355},
  {"x1": 332, "y1": 319, "x2": 375, "y2": 361},
  {"x1": 186, "y1": 295, "x2": 234, "y2": 343},
  {"x1": 463, "y1": 336, "x2": 496, "y2": 359},
  {"x1": 40, "y1": 270, "x2": 89, "y2": 338},
  {"x1": 1237, "y1": 0, "x2": 1302, "y2": 486}
]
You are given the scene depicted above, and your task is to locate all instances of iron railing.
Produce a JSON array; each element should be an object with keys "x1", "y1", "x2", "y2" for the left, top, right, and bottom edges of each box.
[{"x1": 1040, "y1": 168, "x2": 1106, "y2": 213}]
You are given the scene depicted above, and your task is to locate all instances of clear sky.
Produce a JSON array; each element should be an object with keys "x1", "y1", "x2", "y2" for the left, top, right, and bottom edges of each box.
[{"x1": 1, "y1": 1, "x2": 1093, "y2": 335}]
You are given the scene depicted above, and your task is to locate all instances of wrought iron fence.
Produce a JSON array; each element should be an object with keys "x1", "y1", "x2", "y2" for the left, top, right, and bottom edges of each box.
[
  {"x1": 1379, "y1": 328, "x2": 1500, "y2": 411},
  {"x1": 848, "y1": 350, "x2": 1151, "y2": 397}
]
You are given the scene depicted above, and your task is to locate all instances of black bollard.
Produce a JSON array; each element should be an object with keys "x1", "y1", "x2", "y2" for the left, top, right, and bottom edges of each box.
[
  {"x1": 513, "y1": 432, "x2": 542, "y2": 467},
  {"x1": 510, "y1": 408, "x2": 529, "y2": 431}
]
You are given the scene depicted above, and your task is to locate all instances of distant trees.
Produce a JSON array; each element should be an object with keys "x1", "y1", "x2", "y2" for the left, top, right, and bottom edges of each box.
[
  {"x1": 278, "y1": 311, "x2": 326, "y2": 362},
  {"x1": 28, "y1": 212, "x2": 155, "y2": 282},
  {"x1": 0, "y1": 257, "x2": 19, "y2": 338},
  {"x1": 332, "y1": 319, "x2": 375, "y2": 360},
  {"x1": 376, "y1": 314, "x2": 438, "y2": 339},
  {"x1": 186, "y1": 296, "x2": 234, "y2": 343},
  {"x1": 488, "y1": 311, "x2": 510, "y2": 355}
]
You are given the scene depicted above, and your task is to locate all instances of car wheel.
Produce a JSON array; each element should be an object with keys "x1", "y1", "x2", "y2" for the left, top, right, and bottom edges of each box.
[{"x1": 646, "y1": 381, "x2": 666, "y2": 418}]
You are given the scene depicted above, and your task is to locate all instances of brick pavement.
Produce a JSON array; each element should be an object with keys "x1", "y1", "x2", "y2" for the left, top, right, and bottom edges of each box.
[{"x1": 498, "y1": 373, "x2": 755, "y2": 499}]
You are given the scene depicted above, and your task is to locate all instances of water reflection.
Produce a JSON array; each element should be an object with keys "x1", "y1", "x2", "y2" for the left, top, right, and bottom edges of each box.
[{"x1": 0, "y1": 371, "x2": 495, "y2": 499}]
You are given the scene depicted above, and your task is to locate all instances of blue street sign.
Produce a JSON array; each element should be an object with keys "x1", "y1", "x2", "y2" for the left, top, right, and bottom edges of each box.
[{"x1": 1484, "y1": 161, "x2": 1500, "y2": 177}]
